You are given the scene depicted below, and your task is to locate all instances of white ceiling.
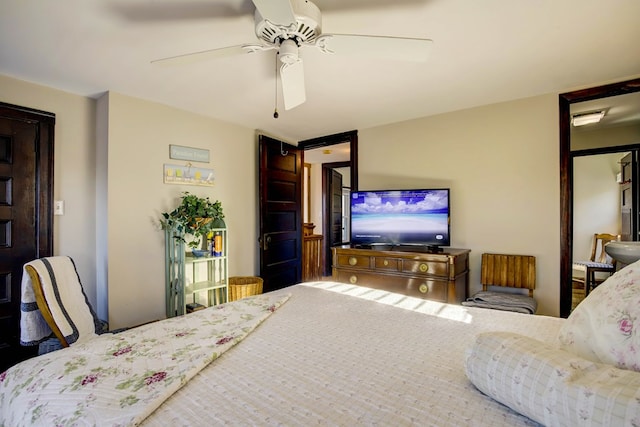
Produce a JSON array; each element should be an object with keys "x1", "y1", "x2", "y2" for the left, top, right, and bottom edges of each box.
[
  {"x1": 1, "y1": 0, "x2": 639, "y2": 142},
  {"x1": 305, "y1": 141, "x2": 350, "y2": 164}
]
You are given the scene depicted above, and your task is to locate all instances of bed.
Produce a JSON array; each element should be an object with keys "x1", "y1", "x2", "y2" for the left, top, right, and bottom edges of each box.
[{"x1": 2, "y1": 278, "x2": 640, "y2": 426}]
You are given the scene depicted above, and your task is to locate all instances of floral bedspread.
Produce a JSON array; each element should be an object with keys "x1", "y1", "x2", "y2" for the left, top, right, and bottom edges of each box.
[{"x1": 0, "y1": 293, "x2": 290, "y2": 426}]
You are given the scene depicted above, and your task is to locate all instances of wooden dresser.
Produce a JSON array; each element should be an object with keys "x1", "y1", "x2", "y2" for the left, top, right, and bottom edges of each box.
[{"x1": 332, "y1": 246, "x2": 470, "y2": 303}]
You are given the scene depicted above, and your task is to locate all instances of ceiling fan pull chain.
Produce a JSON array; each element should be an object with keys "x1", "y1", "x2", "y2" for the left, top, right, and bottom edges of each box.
[{"x1": 273, "y1": 52, "x2": 279, "y2": 119}]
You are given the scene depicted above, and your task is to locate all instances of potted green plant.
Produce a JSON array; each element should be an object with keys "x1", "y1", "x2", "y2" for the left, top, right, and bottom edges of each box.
[{"x1": 161, "y1": 191, "x2": 224, "y2": 253}]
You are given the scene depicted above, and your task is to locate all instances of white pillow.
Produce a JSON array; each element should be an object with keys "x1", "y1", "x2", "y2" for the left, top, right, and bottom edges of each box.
[
  {"x1": 557, "y1": 259, "x2": 640, "y2": 372},
  {"x1": 466, "y1": 332, "x2": 640, "y2": 426}
]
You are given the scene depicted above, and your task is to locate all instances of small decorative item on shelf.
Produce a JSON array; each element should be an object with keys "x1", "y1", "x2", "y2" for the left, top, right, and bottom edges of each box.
[
  {"x1": 160, "y1": 191, "x2": 225, "y2": 250},
  {"x1": 213, "y1": 230, "x2": 223, "y2": 256},
  {"x1": 191, "y1": 249, "x2": 209, "y2": 258}
]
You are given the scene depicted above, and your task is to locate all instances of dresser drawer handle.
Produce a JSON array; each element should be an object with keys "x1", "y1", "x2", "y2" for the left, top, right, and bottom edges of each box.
[
  {"x1": 348, "y1": 257, "x2": 358, "y2": 266},
  {"x1": 349, "y1": 275, "x2": 358, "y2": 284},
  {"x1": 383, "y1": 260, "x2": 389, "y2": 266},
  {"x1": 419, "y1": 283, "x2": 429, "y2": 294},
  {"x1": 419, "y1": 263, "x2": 429, "y2": 273}
]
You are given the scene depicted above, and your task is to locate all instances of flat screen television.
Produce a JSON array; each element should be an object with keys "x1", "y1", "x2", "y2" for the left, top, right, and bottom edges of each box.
[{"x1": 350, "y1": 188, "x2": 450, "y2": 250}]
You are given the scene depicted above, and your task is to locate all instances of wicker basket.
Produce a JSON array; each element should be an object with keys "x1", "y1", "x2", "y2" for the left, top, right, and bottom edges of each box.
[{"x1": 228, "y1": 276, "x2": 263, "y2": 302}]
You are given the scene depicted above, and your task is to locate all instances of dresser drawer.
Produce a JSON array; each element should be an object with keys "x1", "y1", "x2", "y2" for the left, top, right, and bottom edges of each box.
[
  {"x1": 333, "y1": 270, "x2": 385, "y2": 287},
  {"x1": 332, "y1": 270, "x2": 448, "y2": 302},
  {"x1": 402, "y1": 259, "x2": 448, "y2": 276},
  {"x1": 404, "y1": 277, "x2": 447, "y2": 301},
  {"x1": 374, "y1": 257, "x2": 400, "y2": 271},
  {"x1": 335, "y1": 254, "x2": 371, "y2": 269}
]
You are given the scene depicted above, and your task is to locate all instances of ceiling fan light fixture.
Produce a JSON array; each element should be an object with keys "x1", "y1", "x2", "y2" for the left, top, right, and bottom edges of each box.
[
  {"x1": 572, "y1": 110, "x2": 605, "y2": 127},
  {"x1": 278, "y1": 38, "x2": 299, "y2": 64}
]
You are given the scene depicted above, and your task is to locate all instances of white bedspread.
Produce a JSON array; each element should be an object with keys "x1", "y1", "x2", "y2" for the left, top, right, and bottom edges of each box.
[
  {"x1": 1, "y1": 293, "x2": 290, "y2": 426},
  {"x1": 141, "y1": 282, "x2": 564, "y2": 426}
]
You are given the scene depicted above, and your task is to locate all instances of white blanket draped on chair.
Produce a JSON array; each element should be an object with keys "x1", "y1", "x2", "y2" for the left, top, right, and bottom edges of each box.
[{"x1": 20, "y1": 256, "x2": 99, "y2": 346}]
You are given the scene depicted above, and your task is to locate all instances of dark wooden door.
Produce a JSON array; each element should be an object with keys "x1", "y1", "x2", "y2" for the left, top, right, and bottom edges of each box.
[
  {"x1": 323, "y1": 167, "x2": 343, "y2": 275},
  {"x1": 259, "y1": 135, "x2": 302, "y2": 292},
  {"x1": 620, "y1": 151, "x2": 638, "y2": 241},
  {"x1": 0, "y1": 102, "x2": 54, "y2": 371}
]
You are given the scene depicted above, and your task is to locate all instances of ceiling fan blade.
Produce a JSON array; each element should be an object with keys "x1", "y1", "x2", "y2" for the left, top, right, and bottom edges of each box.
[
  {"x1": 315, "y1": 34, "x2": 433, "y2": 62},
  {"x1": 108, "y1": 2, "x2": 255, "y2": 22},
  {"x1": 280, "y1": 59, "x2": 306, "y2": 110},
  {"x1": 151, "y1": 44, "x2": 272, "y2": 66},
  {"x1": 252, "y1": 0, "x2": 296, "y2": 26}
]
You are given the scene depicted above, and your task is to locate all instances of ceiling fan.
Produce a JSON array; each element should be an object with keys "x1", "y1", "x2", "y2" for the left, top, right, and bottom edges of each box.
[{"x1": 152, "y1": 0, "x2": 433, "y2": 111}]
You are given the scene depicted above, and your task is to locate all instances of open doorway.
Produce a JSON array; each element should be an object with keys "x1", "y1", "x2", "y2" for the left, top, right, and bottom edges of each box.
[
  {"x1": 571, "y1": 149, "x2": 636, "y2": 310},
  {"x1": 559, "y1": 78, "x2": 640, "y2": 317},
  {"x1": 299, "y1": 130, "x2": 358, "y2": 278}
]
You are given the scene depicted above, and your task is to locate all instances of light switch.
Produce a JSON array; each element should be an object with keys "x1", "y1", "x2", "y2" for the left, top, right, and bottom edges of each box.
[{"x1": 54, "y1": 200, "x2": 64, "y2": 215}]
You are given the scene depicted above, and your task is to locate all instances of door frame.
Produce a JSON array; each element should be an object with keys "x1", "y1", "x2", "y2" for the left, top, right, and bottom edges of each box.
[
  {"x1": 298, "y1": 130, "x2": 358, "y2": 192},
  {"x1": 299, "y1": 130, "x2": 358, "y2": 278},
  {"x1": 322, "y1": 161, "x2": 349, "y2": 275},
  {"x1": 559, "y1": 78, "x2": 640, "y2": 318}
]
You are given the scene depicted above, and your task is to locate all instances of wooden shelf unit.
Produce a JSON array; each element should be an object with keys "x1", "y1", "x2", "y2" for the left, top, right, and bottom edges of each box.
[{"x1": 165, "y1": 226, "x2": 229, "y2": 317}]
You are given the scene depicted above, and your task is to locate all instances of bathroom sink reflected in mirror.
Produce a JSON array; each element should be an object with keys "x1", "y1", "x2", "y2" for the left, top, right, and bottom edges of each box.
[{"x1": 604, "y1": 241, "x2": 640, "y2": 265}]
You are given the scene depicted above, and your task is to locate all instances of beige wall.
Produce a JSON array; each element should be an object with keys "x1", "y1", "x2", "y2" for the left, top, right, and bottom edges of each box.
[
  {"x1": 359, "y1": 94, "x2": 560, "y2": 316},
  {"x1": 572, "y1": 123, "x2": 640, "y2": 151},
  {"x1": 1, "y1": 75, "x2": 259, "y2": 329},
  {"x1": 100, "y1": 92, "x2": 257, "y2": 328},
  {"x1": 334, "y1": 167, "x2": 350, "y2": 188},
  {"x1": 5, "y1": 71, "x2": 639, "y2": 320},
  {"x1": 0, "y1": 74, "x2": 99, "y2": 306},
  {"x1": 0, "y1": 75, "x2": 562, "y2": 318},
  {"x1": 309, "y1": 164, "x2": 323, "y2": 234}
]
